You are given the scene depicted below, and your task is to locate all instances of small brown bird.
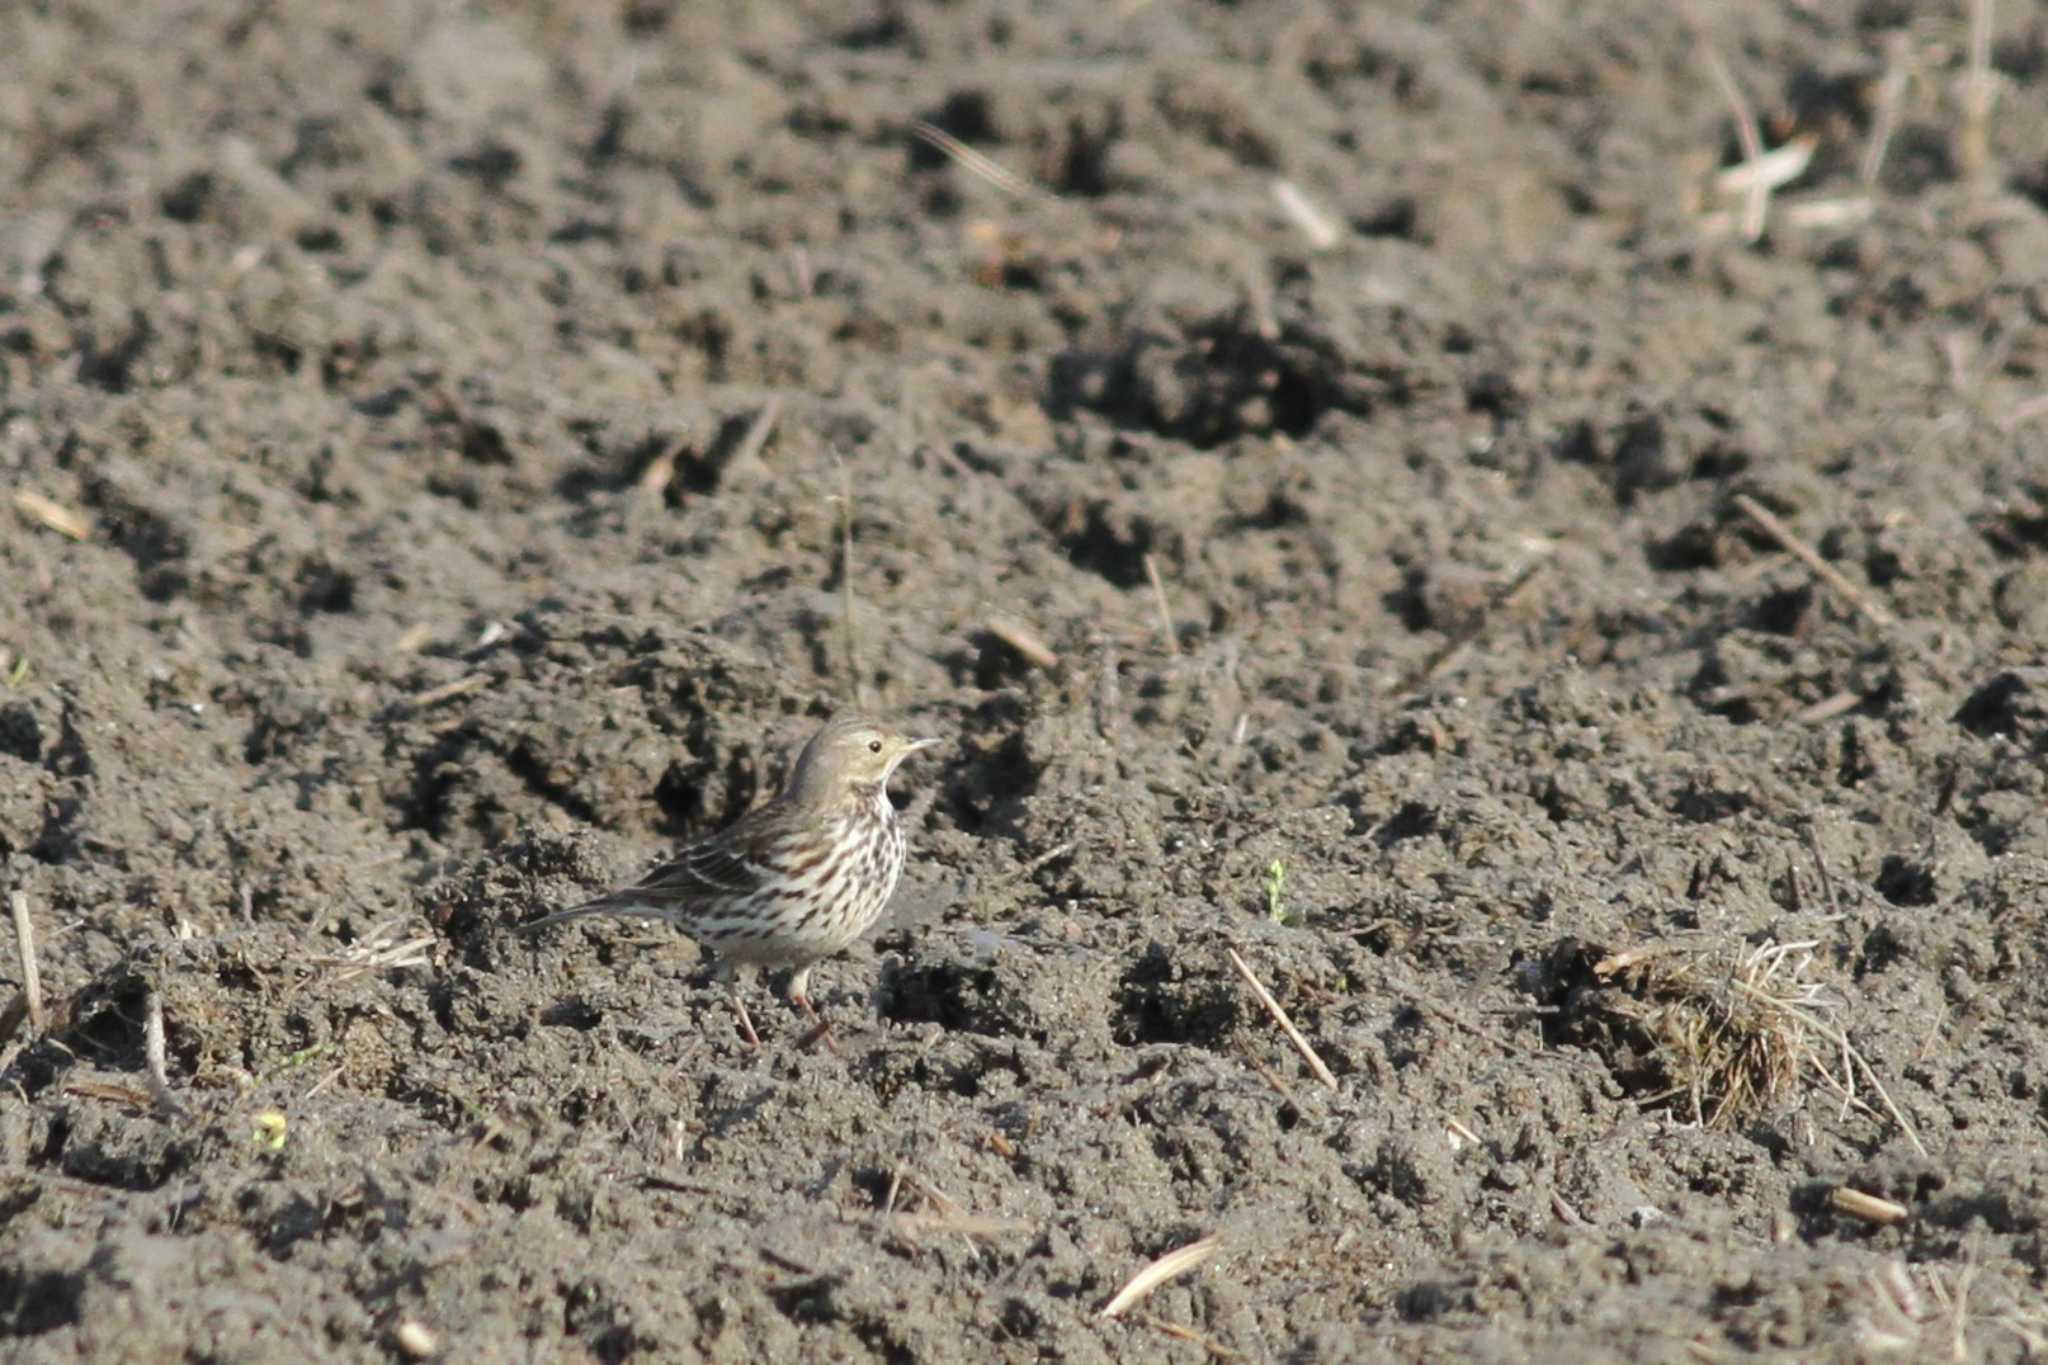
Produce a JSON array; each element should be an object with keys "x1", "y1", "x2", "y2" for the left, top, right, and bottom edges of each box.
[{"x1": 523, "y1": 712, "x2": 938, "y2": 1046}]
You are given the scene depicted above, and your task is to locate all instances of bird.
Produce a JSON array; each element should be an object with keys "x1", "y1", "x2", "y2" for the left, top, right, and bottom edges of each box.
[{"x1": 521, "y1": 712, "x2": 938, "y2": 1047}]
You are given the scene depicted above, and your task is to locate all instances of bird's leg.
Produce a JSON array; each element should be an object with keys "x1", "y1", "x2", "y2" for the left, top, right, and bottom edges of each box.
[
  {"x1": 728, "y1": 985, "x2": 762, "y2": 1048},
  {"x1": 788, "y1": 968, "x2": 838, "y2": 1054},
  {"x1": 793, "y1": 996, "x2": 837, "y2": 1055}
]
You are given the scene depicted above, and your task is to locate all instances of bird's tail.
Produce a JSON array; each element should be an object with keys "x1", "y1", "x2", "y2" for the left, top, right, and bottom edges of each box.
[{"x1": 517, "y1": 894, "x2": 668, "y2": 933}]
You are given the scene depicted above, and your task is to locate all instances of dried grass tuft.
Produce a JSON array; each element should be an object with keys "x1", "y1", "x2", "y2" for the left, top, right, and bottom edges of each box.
[
  {"x1": 1593, "y1": 939, "x2": 1924, "y2": 1155},
  {"x1": 310, "y1": 918, "x2": 435, "y2": 986}
]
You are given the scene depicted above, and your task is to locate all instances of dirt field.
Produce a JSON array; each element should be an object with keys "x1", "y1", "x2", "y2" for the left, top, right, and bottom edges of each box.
[{"x1": 5, "y1": 1, "x2": 2047, "y2": 1360}]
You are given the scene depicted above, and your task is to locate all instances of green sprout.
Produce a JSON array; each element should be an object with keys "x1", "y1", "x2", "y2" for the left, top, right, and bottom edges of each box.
[
  {"x1": 274, "y1": 1041, "x2": 337, "y2": 1073},
  {"x1": 1264, "y1": 859, "x2": 1295, "y2": 926}
]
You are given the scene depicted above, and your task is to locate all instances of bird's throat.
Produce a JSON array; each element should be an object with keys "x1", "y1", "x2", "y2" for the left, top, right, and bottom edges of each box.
[{"x1": 849, "y1": 781, "x2": 892, "y2": 824}]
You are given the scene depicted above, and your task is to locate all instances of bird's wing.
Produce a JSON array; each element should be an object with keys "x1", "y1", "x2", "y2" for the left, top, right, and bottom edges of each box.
[
  {"x1": 518, "y1": 806, "x2": 787, "y2": 931},
  {"x1": 625, "y1": 833, "x2": 771, "y2": 900}
]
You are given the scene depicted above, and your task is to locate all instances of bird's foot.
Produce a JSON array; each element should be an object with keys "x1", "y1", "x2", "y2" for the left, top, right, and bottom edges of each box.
[
  {"x1": 792, "y1": 993, "x2": 839, "y2": 1055},
  {"x1": 730, "y1": 992, "x2": 763, "y2": 1048}
]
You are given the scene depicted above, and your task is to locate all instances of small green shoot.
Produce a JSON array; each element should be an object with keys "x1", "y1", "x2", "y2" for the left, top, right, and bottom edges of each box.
[
  {"x1": 273, "y1": 1041, "x2": 337, "y2": 1074},
  {"x1": 1264, "y1": 859, "x2": 1299, "y2": 926}
]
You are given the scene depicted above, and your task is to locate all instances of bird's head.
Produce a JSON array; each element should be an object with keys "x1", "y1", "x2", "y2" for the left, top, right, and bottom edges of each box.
[{"x1": 784, "y1": 713, "x2": 938, "y2": 806}]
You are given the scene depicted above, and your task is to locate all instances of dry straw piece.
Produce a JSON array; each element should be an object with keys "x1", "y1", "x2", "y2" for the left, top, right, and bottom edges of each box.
[
  {"x1": 143, "y1": 988, "x2": 187, "y2": 1119},
  {"x1": 308, "y1": 918, "x2": 434, "y2": 986},
  {"x1": 409, "y1": 673, "x2": 491, "y2": 708},
  {"x1": 1853, "y1": 1254, "x2": 2048, "y2": 1358},
  {"x1": 908, "y1": 119, "x2": 1040, "y2": 201},
  {"x1": 984, "y1": 616, "x2": 1059, "y2": 670},
  {"x1": 10, "y1": 891, "x2": 42, "y2": 1033},
  {"x1": 1271, "y1": 179, "x2": 1341, "y2": 251},
  {"x1": 13, "y1": 489, "x2": 92, "y2": 540},
  {"x1": 393, "y1": 1320, "x2": 439, "y2": 1359},
  {"x1": 1685, "y1": 9, "x2": 1773, "y2": 241},
  {"x1": 1733, "y1": 494, "x2": 1895, "y2": 629},
  {"x1": 830, "y1": 453, "x2": 867, "y2": 711},
  {"x1": 1831, "y1": 1186, "x2": 1909, "y2": 1227},
  {"x1": 1099, "y1": 1235, "x2": 1221, "y2": 1320},
  {"x1": 1142, "y1": 553, "x2": 1179, "y2": 656},
  {"x1": 1225, "y1": 948, "x2": 1338, "y2": 1092}
]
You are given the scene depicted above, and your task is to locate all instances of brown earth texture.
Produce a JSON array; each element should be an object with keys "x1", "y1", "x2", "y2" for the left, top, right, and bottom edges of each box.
[{"x1": 6, "y1": 1, "x2": 2048, "y2": 1360}]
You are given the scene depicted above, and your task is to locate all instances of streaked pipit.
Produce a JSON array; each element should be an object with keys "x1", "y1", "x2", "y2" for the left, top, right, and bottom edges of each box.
[{"x1": 523, "y1": 712, "x2": 937, "y2": 1045}]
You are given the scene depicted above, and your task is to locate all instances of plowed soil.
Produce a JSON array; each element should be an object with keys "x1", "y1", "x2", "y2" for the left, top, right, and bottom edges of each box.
[{"x1": 5, "y1": 2, "x2": 2048, "y2": 1360}]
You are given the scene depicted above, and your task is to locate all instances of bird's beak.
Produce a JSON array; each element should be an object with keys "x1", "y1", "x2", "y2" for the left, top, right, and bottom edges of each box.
[{"x1": 902, "y1": 736, "x2": 941, "y2": 755}]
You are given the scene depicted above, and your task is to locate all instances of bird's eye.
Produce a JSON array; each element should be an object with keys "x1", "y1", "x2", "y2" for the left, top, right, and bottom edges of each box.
[{"x1": 868, "y1": 739, "x2": 883, "y2": 753}]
